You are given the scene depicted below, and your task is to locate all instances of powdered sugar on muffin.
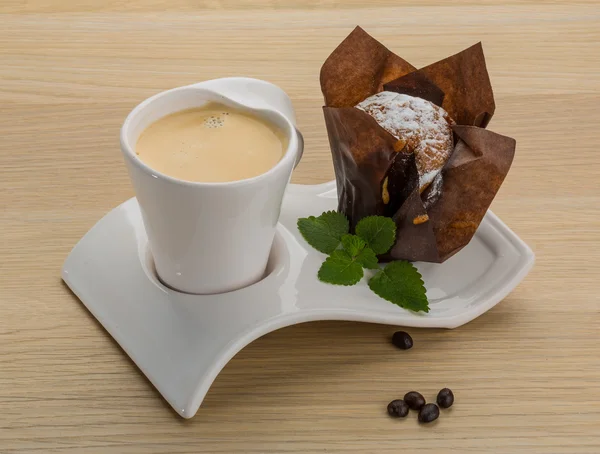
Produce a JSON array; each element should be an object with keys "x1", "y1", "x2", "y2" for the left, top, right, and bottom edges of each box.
[{"x1": 356, "y1": 91, "x2": 455, "y2": 191}]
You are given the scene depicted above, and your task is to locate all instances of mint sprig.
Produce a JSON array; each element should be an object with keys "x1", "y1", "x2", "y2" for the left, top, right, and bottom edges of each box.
[
  {"x1": 369, "y1": 261, "x2": 429, "y2": 313},
  {"x1": 355, "y1": 216, "x2": 396, "y2": 255},
  {"x1": 341, "y1": 235, "x2": 379, "y2": 270},
  {"x1": 318, "y1": 249, "x2": 364, "y2": 286},
  {"x1": 297, "y1": 210, "x2": 349, "y2": 254},
  {"x1": 297, "y1": 211, "x2": 429, "y2": 313}
]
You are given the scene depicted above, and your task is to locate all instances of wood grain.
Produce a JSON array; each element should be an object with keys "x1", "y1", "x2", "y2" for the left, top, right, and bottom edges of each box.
[{"x1": 1, "y1": 2, "x2": 599, "y2": 453}]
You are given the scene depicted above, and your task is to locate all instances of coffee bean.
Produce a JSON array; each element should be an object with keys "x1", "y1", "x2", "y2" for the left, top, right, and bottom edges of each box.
[
  {"x1": 418, "y1": 403, "x2": 440, "y2": 423},
  {"x1": 437, "y1": 388, "x2": 454, "y2": 408},
  {"x1": 387, "y1": 399, "x2": 409, "y2": 418},
  {"x1": 403, "y1": 391, "x2": 425, "y2": 410},
  {"x1": 391, "y1": 331, "x2": 413, "y2": 350}
]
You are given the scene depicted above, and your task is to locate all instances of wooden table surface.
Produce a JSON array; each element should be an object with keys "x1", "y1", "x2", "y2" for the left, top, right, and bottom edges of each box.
[{"x1": 1, "y1": 1, "x2": 599, "y2": 453}]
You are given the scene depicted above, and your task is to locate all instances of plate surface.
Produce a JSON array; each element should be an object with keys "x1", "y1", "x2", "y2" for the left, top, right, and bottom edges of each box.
[{"x1": 62, "y1": 181, "x2": 534, "y2": 418}]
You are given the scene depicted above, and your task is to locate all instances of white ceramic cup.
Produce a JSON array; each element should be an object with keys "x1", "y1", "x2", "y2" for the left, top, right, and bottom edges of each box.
[{"x1": 120, "y1": 78, "x2": 303, "y2": 294}]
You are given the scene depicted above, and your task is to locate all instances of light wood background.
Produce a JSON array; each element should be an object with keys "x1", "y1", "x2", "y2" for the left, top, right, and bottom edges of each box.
[{"x1": 1, "y1": 1, "x2": 599, "y2": 453}]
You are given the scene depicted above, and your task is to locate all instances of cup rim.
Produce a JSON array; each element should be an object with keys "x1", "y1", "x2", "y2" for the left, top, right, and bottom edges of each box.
[{"x1": 120, "y1": 82, "x2": 299, "y2": 188}]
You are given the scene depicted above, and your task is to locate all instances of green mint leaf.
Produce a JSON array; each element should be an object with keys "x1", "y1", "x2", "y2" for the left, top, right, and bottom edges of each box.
[
  {"x1": 318, "y1": 249, "x2": 364, "y2": 286},
  {"x1": 297, "y1": 211, "x2": 349, "y2": 254},
  {"x1": 368, "y1": 261, "x2": 429, "y2": 313},
  {"x1": 341, "y1": 234, "x2": 379, "y2": 270},
  {"x1": 340, "y1": 234, "x2": 366, "y2": 256},
  {"x1": 355, "y1": 216, "x2": 397, "y2": 255},
  {"x1": 355, "y1": 247, "x2": 379, "y2": 270}
]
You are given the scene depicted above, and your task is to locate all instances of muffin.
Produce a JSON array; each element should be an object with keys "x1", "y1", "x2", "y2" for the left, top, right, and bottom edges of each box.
[{"x1": 356, "y1": 91, "x2": 455, "y2": 192}]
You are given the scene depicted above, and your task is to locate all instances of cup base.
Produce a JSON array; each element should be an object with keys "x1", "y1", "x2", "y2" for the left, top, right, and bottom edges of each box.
[{"x1": 143, "y1": 231, "x2": 287, "y2": 296}]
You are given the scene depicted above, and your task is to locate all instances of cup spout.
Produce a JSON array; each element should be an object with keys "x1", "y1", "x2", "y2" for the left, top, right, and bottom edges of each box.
[{"x1": 190, "y1": 77, "x2": 297, "y2": 126}]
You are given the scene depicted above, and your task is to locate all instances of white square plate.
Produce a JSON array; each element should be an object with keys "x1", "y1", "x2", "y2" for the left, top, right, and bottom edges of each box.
[{"x1": 62, "y1": 181, "x2": 534, "y2": 418}]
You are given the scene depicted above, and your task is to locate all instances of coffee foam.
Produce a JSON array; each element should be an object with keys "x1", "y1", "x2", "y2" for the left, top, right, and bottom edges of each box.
[{"x1": 203, "y1": 112, "x2": 230, "y2": 129}]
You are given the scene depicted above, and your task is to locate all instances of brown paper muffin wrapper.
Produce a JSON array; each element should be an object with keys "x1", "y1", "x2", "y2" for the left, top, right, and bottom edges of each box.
[{"x1": 321, "y1": 27, "x2": 516, "y2": 263}]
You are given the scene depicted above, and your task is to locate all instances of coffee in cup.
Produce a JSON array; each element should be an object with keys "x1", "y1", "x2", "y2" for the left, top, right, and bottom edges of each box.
[{"x1": 135, "y1": 104, "x2": 287, "y2": 183}]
